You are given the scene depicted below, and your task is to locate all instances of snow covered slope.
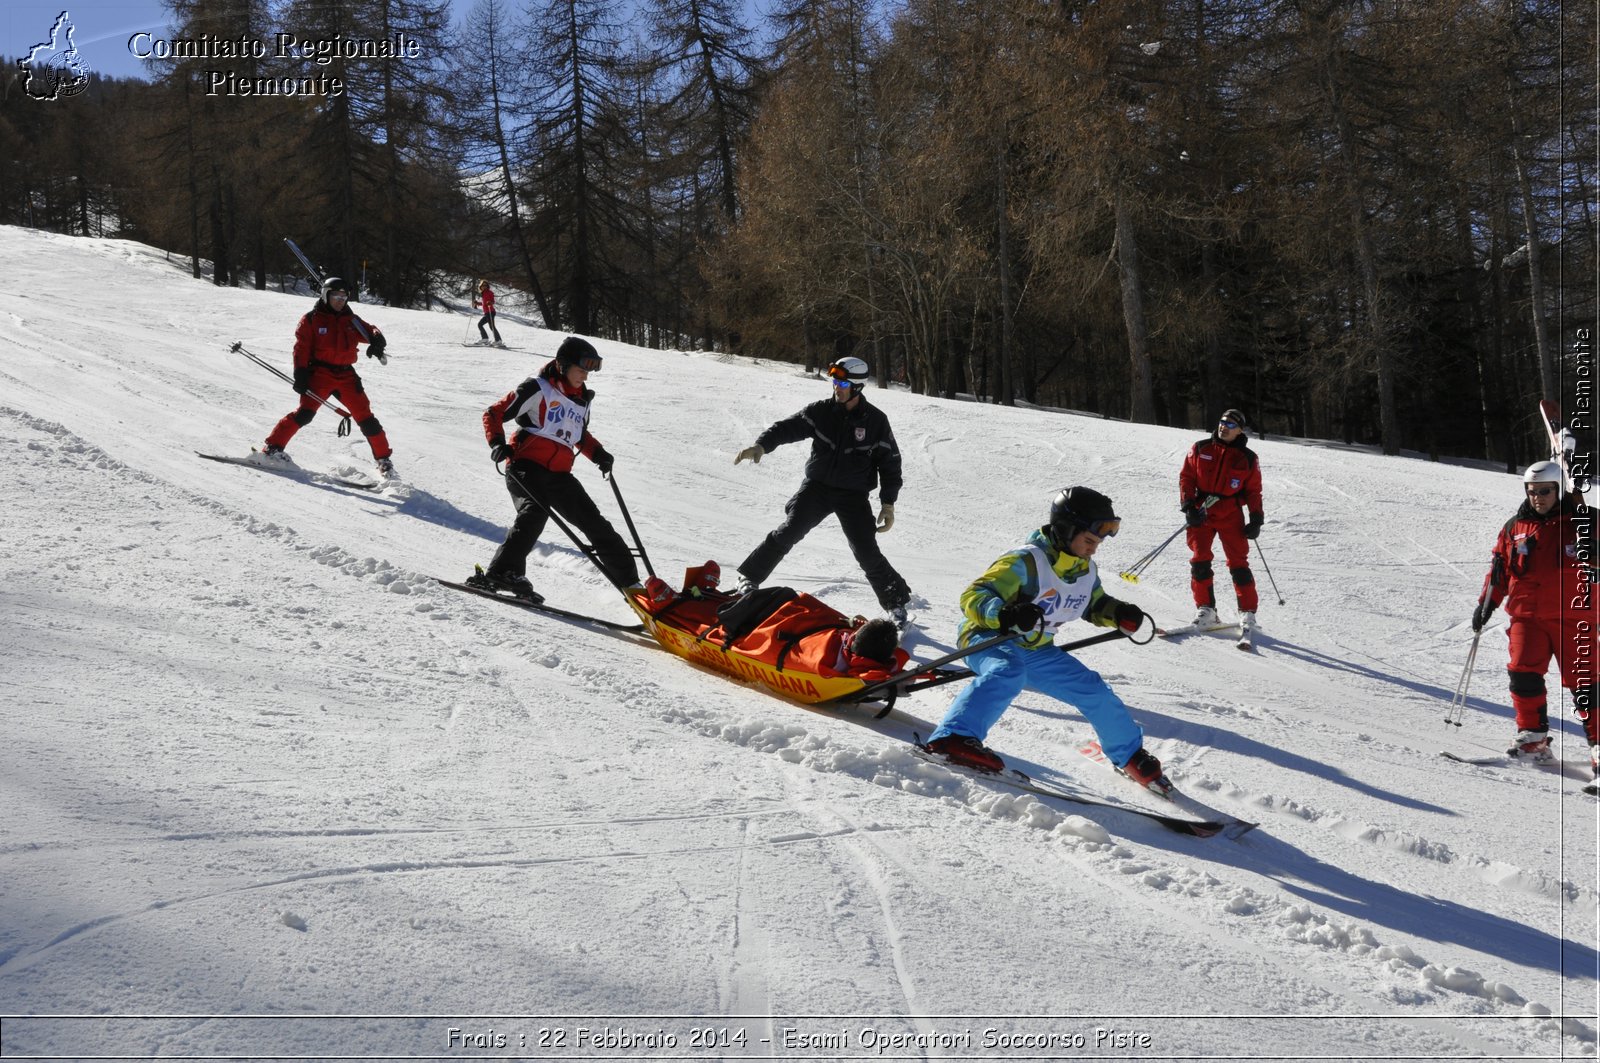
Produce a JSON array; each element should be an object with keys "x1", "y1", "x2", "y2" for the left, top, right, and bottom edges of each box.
[{"x1": 0, "y1": 226, "x2": 1594, "y2": 1059}]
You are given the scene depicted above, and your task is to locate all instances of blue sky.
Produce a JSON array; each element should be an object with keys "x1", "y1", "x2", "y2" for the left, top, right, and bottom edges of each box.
[{"x1": 5, "y1": 1, "x2": 486, "y2": 83}]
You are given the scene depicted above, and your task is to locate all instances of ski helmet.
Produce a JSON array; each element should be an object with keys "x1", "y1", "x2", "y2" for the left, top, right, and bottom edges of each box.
[
  {"x1": 1524, "y1": 460, "x2": 1564, "y2": 486},
  {"x1": 321, "y1": 276, "x2": 349, "y2": 299},
  {"x1": 1048, "y1": 486, "x2": 1121, "y2": 548},
  {"x1": 555, "y1": 336, "x2": 603, "y2": 372},
  {"x1": 827, "y1": 356, "x2": 870, "y2": 395}
]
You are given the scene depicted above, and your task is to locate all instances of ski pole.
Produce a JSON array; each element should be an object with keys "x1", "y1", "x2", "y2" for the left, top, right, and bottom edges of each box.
[
  {"x1": 283, "y1": 237, "x2": 376, "y2": 348},
  {"x1": 228, "y1": 342, "x2": 354, "y2": 437},
  {"x1": 1253, "y1": 538, "x2": 1286, "y2": 604},
  {"x1": 605, "y1": 472, "x2": 657, "y2": 579},
  {"x1": 1444, "y1": 632, "x2": 1481, "y2": 727},
  {"x1": 1121, "y1": 496, "x2": 1217, "y2": 583},
  {"x1": 499, "y1": 460, "x2": 640, "y2": 596}
]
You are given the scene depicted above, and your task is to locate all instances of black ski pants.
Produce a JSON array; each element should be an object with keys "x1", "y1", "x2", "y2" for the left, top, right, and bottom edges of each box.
[
  {"x1": 477, "y1": 311, "x2": 501, "y2": 342},
  {"x1": 490, "y1": 460, "x2": 638, "y2": 588},
  {"x1": 739, "y1": 481, "x2": 911, "y2": 610}
]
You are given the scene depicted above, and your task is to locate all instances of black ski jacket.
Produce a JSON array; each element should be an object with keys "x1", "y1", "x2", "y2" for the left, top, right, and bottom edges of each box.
[{"x1": 756, "y1": 396, "x2": 903, "y2": 503}]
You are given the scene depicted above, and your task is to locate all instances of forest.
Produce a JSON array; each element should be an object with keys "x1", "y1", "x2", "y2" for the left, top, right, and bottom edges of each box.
[{"x1": 3, "y1": 0, "x2": 1594, "y2": 465}]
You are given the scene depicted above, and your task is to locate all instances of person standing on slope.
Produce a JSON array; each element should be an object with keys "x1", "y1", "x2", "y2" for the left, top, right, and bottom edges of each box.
[
  {"x1": 731, "y1": 356, "x2": 914, "y2": 625},
  {"x1": 1471, "y1": 460, "x2": 1599, "y2": 773},
  {"x1": 472, "y1": 279, "x2": 503, "y2": 347},
  {"x1": 262, "y1": 276, "x2": 395, "y2": 478},
  {"x1": 467, "y1": 336, "x2": 638, "y2": 602},
  {"x1": 1180, "y1": 407, "x2": 1264, "y2": 634},
  {"x1": 923, "y1": 487, "x2": 1167, "y2": 792}
]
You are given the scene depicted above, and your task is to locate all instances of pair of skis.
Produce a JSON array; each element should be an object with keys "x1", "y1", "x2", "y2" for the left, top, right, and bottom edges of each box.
[
  {"x1": 1157, "y1": 619, "x2": 1255, "y2": 652},
  {"x1": 197, "y1": 450, "x2": 384, "y2": 491},
  {"x1": 1439, "y1": 749, "x2": 1598, "y2": 796},
  {"x1": 912, "y1": 735, "x2": 1258, "y2": 839}
]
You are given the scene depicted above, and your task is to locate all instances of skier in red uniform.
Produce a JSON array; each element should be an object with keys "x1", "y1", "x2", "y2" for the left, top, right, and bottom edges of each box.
[
  {"x1": 263, "y1": 277, "x2": 394, "y2": 477},
  {"x1": 472, "y1": 279, "x2": 502, "y2": 347},
  {"x1": 1179, "y1": 408, "x2": 1264, "y2": 635},
  {"x1": 1471, "y1": 460, "x2": 1599, "y2": 771},
  {"x1": 466, "y1": 336, "x2": 638, "y2": 602}
]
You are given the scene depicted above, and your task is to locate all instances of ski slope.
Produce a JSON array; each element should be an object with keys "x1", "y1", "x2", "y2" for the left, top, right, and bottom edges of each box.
[{"x1": 0, "y1": 226, "x2": 1594, "y2": 1060}]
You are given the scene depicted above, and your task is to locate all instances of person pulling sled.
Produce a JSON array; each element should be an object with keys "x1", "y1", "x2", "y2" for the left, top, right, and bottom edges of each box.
[
  {"x1": 468, "y1": 337, "x2": 638, "y2": 602},
  {"x1": 924, "y1": 487, "x2": 1167, "y2": 792}
]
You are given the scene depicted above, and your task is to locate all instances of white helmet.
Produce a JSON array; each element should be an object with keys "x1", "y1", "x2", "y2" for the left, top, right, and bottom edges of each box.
[
  {"x1": 1523, "y1": 460, "x2": 1564, "y2": 485},
  {"x1": 827, "y1": 356, "x2": 870, "y2": 391}
]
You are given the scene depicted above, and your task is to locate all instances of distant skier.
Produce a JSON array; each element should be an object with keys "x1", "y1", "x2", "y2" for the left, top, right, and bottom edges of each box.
[
  {"x1": 924, "y1": 487, "x2": 1167, "y2": 792},
  {"x1": 1180, "y1": 408, "x2": 1264, "y2": 634},
  {"x1": 731, "y1": 356, "x2": 913, "y2": 625},
  {"x1": 262, "y1": 276, "x2": 394, "y2": 478},
  {"x1": 1471, "y1": 460, "x2": 1599, "y2": 771},
  {"x1": 472, "y1": 279, "x2": 502, "y2": 347},
  {"x1": 467, "y1": 337, "x2": 637, "y2": 602}
]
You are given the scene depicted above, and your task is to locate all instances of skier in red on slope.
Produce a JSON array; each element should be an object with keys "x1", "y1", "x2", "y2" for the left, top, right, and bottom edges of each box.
[
  {"x1": 472, "y1": 279, "x2": 503, "y2": 347},
  {"x1": 262, "y1": 276, "x2": 394, "y2": 477},
  {"x1": 1472, "y1": 460, "x2": 1599, "y2": 772},
  {"x1": 1179, "y1": 408, "x2": 1264, "y2": 636},
  {"x1": 466, "y1": 336, "x2": 638, "y2": 603}
]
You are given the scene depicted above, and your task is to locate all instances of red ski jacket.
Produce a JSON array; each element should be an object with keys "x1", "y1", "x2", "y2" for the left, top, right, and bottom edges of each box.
[
  {"x1": 482, "y1": 361, "x2": 603, "y2": 474},
  {"x1": 475, "y1": 287, "x2": 495, "y2": 313},
  {"x1": 292, "y1": 302, "x2": 381, "y2": 370},
  {"x1": 1480, "y1": 496, "x2": 1597, "y2": 620},
  {"x1": 1180, "y1": 434, "x2": 1262, "y2": 522}
]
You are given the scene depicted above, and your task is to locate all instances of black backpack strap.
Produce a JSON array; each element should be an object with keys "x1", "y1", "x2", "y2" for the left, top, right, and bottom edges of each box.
[
  {"x1": 717, "y1": 586, "x2": 799, "y2": 649},
  {"x1": 773, "y1": 621, "x2": 854, "y2": 671}
]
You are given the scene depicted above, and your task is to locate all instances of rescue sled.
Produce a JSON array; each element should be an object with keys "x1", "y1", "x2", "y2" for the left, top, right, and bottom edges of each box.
[{"x1": 624, "y1": 570, "x2": 975, "y2": 708}]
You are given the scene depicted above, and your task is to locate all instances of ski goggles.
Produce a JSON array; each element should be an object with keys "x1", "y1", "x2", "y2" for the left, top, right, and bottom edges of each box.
[
  {"x1": 1059, "y1": 518, "x2": 1120, "y2": 539},
  {"x1": 569, "y1": 353, "x2": 603, "y2": 372},
  {"x1": 1084, "y1": 518, "x2": 1121, "y2": 538},
  {"x1": 827, "y1": 365, "x2": 859, "y2": 387},
  {"x1": 1217, "y1": 418, "x2": 1240, "y2": 429},
  {"x1": 1526, "y1": 484, "x2": 1558, "y2": 498}
]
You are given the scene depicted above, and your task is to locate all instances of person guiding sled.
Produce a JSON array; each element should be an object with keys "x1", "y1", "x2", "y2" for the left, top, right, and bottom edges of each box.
[
  {"x1": 923, "y1": 487, "x2": 1169, "y2": 792},
  {"x1": 472, "y1": 279, "x2": 503, "y2": 347},
  {"x1": 1180, "y1": 408, "x2": 1264, "y2": 634},
  {"x1": 468, "y1": 336, "x2": 638, "y2": 602},
  {"x1": 262, "y1": 276, "x2": 395, "y2": 478},
  {"x1": 732, "y1": 356, "x2": 914, "y2": 624},
  {"x1": 1471, "y1": 460, "x2": 1599, "y2": 770}
]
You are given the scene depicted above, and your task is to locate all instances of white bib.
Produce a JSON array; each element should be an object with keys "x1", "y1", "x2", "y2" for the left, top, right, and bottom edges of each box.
[
  {"x1": 514, "y1": 376, "x2": 589, "y2": 449},
  {"x1": 1023, "y1": 545, "x2": 1097, "y2": 633}
]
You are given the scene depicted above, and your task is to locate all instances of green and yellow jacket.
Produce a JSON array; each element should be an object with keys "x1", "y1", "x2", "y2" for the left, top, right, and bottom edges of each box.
[{"x1": 958, "y1": 527, "x2": 1126, "y2": 650}]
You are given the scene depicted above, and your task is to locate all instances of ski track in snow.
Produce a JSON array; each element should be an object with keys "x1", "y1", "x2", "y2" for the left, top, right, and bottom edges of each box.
[{"x1": 0, "y1": 227, "x2": 1594, "y2": 1059}]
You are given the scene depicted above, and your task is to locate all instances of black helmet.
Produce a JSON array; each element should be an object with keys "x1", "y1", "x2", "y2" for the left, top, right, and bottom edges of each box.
[
  {"x1": 1048, "y1": 486, "x2": 1120, "y2": 548},
  {"x1": 1218, "y1": 408, "x2": 1248, "y2": 430},
  {"x1": 321, "y1": 276, "x2": 349, "y2": 299},
  {"x1": 555, "y1": 336, "x2": 602, "y2": 372}
]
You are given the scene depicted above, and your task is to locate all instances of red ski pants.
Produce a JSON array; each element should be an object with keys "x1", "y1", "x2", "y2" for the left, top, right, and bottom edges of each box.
[
  {"x1": 1505, "y1": 615, "x2": 1600, "y2": 742},
  {"x1": 265, "y1": 366, "x2": 391, "y2": 459},
  {"x1": 1187, "y1": 523, "x2": 1258, "y2": 612}
]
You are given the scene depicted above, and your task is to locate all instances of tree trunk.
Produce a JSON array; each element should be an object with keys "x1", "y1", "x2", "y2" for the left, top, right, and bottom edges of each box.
[{"x1": 1115, "y1": 189, "x2": 1156, "y2": 423}]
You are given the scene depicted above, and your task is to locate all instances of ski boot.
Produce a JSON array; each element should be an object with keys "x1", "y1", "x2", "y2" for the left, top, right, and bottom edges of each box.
[
  {"x1": 1121, "y1": 748, "x2": 1174, "y2": 797},
  {"x1": 1507, "y1": 729, "x2": 1553, "y2": 762},
  {"x1": 925, "y1": 735, "x2": 1005, "y2": 774}
]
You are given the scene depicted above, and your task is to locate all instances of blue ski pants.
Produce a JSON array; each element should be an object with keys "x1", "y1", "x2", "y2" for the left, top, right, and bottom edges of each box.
[{"x1": 928, "y1": 637, "x2": 1145, "y2": 767}]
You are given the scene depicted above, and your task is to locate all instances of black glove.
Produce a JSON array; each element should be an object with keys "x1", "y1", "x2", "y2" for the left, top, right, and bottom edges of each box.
[
  {"x1": 592, "y1": 446, "x2": 615, "y2": 475},
  {"x1": 1113, "y1": 602, "x2": 1147, "y2": 634},
  {"x1": 997, "y1": 600, "x2": 1045, "y2": 634},
  {"x1": 1184, "y1": 502, "x2": 1207, "y2": 528},
  {"x1": 489, "y1": 441, "x2": 512, "y2": 464},
  {"x1": 365, "y1": 332, "x2": 388, "y2": 364},
  {"x1": 1244, "y1": 512, "x2": 1263, "y2": 540},
  {"x1": 1471, "y1": 599, "x2": 1495, "y2": 633},
  {"x1": 292, "y1": 366, "x2": 311, "y2": 394}
]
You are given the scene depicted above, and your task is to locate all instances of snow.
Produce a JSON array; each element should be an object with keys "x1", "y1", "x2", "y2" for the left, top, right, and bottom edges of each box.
[{"x1": 0, "y1": 225, "x2": 1594, "y2": 1059}]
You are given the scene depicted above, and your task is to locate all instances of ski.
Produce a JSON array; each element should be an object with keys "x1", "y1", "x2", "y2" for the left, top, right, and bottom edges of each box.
[
  {"x1": 908, "y1": 741, "x2": 1233, "y2": 838},
  {"x1": 1440, "y1": 748, "x2": 1596, "y2": 785},
  {"x1": 462, "y1": 342, "x2": 520, "y2": 350},
  {"x1": 435, "y1": 578, "x2": 646, "y2": 634},
  {"x1": 1156, "y1": 621, "x2": 1240, "y2": 639},
  {"x1": 1538, "y1": 399, "x2": 1588, "y2": 496},
  {"x1": 1076, "y1": 741, "x2": 1258, "y2": 838},
  {"x1": 197, "y1": 451, "x2": 380, "y2": 491}
]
